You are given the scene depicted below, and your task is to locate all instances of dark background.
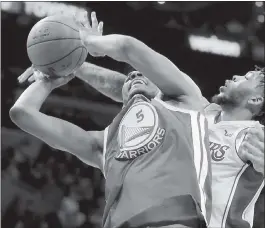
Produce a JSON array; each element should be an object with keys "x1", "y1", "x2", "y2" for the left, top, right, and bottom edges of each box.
[{"x1": 1, "y1": 2, "x2": 264, "y2": 228}]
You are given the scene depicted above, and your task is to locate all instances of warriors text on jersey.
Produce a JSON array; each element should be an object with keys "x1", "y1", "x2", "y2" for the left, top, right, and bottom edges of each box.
[
  {"x1": 102, "y1": 95, "x2": 212, "y2": 228},
  {"x1": 206, "y1": 104, "x2": 264, "y2": 228}
]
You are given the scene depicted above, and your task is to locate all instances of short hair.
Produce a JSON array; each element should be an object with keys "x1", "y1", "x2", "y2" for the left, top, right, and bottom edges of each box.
[{"x1": 253, "y1": 66, "x2": 265, "y2": 125}]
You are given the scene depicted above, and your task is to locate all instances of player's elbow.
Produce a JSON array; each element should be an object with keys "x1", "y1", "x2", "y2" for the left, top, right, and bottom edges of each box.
[
  {"x1": 119, "y1": 36, "x2": 150, "y2": 65},
  {"x1": 114, "y1": 35, "x2": 135, "y2": 62},
  {"x1": 9, "y1": 105, "x2": 30, "y2": 125}
]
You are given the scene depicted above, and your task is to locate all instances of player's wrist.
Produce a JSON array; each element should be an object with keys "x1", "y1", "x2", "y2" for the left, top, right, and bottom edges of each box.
[
  {"x1": 82, "y1": 35, "x2": 96, "y2": 49},
  {"x1": 82, "y1": 36, "x2": 106, "y2": 57},
  {"x1": 35, "y1": 80, "x2": 54, "y2": 92}
]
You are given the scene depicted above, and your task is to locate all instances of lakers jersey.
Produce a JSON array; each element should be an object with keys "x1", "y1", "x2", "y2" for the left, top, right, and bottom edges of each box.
[
  {"x1": 102, "y1": 95, "x2": 211, "y2": 228},
  {"x1": 205, "y1": 104, "x2": 264, "y2": 228}
]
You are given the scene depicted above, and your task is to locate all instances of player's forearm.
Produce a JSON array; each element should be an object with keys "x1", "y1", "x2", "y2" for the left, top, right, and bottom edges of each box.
[
  {"x1": 10, "y1": 80, "x2": 52, "y2": 117},
  {"x1": 75, "y1": 62, "x2": 125, "y2": 102}
]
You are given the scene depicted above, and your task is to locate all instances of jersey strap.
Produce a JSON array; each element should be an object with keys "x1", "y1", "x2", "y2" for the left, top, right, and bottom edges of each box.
[{"x1": 102, "y1": 126, "x2": 109, "y2": 178}]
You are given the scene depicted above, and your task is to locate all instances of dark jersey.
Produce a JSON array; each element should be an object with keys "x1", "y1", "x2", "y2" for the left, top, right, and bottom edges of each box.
[{"x1": 102, "y1": 95, "x2": 212, "y2": 228}]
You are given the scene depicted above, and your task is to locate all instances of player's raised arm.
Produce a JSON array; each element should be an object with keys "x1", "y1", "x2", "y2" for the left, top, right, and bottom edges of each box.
[
  {"x1": 18, "y1": 63, "x2": 126, "y2": 103},
  {"x1": 75, "y1": 62, "x2": 125, "y2": 103},
  {"x1": 10, "y1": 68, "x2": 104, "y2": 170},
  {"x1": 78, "y1": 12, "x2": 203, "y2": 104}
]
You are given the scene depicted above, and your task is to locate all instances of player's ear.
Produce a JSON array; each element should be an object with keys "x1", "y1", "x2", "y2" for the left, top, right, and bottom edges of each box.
[
  {"x1": 247, "y1": 96, "x2": 264, "y2": 114},
  {"x1": 248, "y1": 96, "x2": 264, "y2": 106}
]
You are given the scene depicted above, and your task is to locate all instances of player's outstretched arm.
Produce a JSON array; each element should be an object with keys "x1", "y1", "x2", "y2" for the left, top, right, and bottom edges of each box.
[
  {"x1": 10, "y1": 69, "x2": 104, "y2": 170},
  {"x1": 18, "y1": 64, "x2": 125, "y2": 103},
  {"x1": 78, "y1": 12, "x2": 204, "y2": 106}
]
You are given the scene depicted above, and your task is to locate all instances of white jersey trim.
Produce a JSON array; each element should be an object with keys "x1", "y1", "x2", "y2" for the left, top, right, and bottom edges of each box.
[
  {"x1": 235, "y1": 128, "x2": 248, "y2": 153},
  {"x1": 235, "y1": 124, "x2": 260, "y2": 165},
  {"x1": 199, "y1": 113, "x2": 209, "y2": 222},
  {"x1": 242, "y1": 181, "x2": 264, "y2": 227},
  {"x1": 190, "y1": 111, "x2": 207, "y2": 222},
  {"x1": 232, "y1": 127, "x2": 249, "y2": 166},
  {"x1": 222, "y1": 163, "x2": 249, "y2": 228},
  {"x1": 102, "y1": 126, "x2": 109, "y2": 178}
]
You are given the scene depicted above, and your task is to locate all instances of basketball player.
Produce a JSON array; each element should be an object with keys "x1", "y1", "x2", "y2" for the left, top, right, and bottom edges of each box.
[
  {"x1": 71, "y1": 11, "x2": 264, "y2": 228},
  {"x1": 204, "y1": 70, "x2": 264, "y2": 228},
  {"x1": 15, "y1": 11, "x2": 264, "y2": 228},
  {"x1": 17, "y1": 66, "x2": 264, "y2": 228},
  {"x1": 11, "y1": 49, "x2": 211, "y2": 228}
]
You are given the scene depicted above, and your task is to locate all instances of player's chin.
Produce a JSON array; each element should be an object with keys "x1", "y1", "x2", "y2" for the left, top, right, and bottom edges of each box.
[
  {"x1": 128, "y1": 87, "x2": 154, "y2": 100},
  {"x1": 211, "y1": 92, "x2": 227, "y2": 105},
  {"x1": 219, "y1": 85, "x2": 228, "y2": 93}
]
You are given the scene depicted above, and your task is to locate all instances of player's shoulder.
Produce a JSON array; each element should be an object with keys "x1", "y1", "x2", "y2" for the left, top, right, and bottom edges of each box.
[
  {"x1": 154, "y1": 96, "x2": 198, "y2": 114},
  {"x1": 219, "y1": 120, "x2": 260, "y2": 133},
  {"x1": 221, "y1": 121, "x2": 260, "y2": 150},
  {"x1": 155, "y1": 95, "x2": 206, "y2": 114},
  {"x1": 235, "y1": 122, "x2": 263, "y2": 136}
]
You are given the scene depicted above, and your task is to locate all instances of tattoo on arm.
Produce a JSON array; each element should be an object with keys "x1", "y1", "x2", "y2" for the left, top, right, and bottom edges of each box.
[{"x1": 75, "y1": 62, "x2": 126, "y2": 103}]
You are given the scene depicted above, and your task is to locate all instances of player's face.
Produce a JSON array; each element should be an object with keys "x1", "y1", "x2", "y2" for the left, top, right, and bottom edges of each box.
[
  {"x1": 213, "y1": 71, "x2": 264, "y2": 107},
  {"x1": 122, "y1": 71, "x2": 160, "y2": 104}
]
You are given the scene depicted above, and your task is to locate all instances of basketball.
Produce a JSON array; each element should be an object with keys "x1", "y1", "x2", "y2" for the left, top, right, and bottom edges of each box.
[{"x1": 27, "y1": 15, "x2": 88, "y2": 77}]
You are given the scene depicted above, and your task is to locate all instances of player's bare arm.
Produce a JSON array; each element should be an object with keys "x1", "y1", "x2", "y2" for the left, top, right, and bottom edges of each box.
[
  {"x1": 10, "y1": 69, "x2": 104, "y2": 170},
  {"x1": 75, "y1": 62, "x2": 125, "y2": 103},
  {"x1": 21, "y1": 12, "x2": 207, "y2": 109},
  {"x1": 19, "y1": 63, "x2": 126, "y2": 103},
  {"x1": 237, "y1": 125, "x2": 264, "y2": 175},
  {"x1": 78, "y1": 12, "x2": 205, "y2": 110}
]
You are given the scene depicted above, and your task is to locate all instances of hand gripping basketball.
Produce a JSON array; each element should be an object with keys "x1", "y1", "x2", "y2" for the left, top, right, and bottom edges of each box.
[
  {"x1": 27, "y1": 15, "x2": 88, "y2": 77},
  {"x1": 18, "y1": 66, "x2": 75, "y2": 90},
  {"x1": 74, "y1": 11, "x2": 105, "y2": 57}
]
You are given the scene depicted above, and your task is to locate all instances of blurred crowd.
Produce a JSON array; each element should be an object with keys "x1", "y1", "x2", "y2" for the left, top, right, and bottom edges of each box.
[
  {"x1": 2, "y1": 138, "x2": 264, "y2": 228},
  {"x1": 1, "y1": 143, "x2": 105, "y2": 228}
]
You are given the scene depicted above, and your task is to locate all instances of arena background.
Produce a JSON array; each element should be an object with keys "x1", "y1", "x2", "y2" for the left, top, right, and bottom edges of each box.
[{"x1": 1, "y1": 2, "x2": 264, "y2": 228}]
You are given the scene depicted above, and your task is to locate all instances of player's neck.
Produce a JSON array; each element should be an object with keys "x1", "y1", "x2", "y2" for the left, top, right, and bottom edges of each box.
[{"x1": 219, "y1": 105, "x2": 253, "y2": 122}]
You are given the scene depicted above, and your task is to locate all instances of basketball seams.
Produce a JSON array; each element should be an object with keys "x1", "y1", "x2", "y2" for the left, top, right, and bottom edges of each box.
[
  {"x1": 38, "y1": 20, "x2": 79, "y2": 32},
  {"x1": 27, "y1": 16, "x2": 88, "y2": 76},
  {"x1": 71, "y1": 47, "x2": 85, "y2": 74},
  {"x1": 27, "y1": 38, "x2": 81, "y2": 48},
  {"x1": 33, "y1": 46, "x2": 84, "y2": 67}
]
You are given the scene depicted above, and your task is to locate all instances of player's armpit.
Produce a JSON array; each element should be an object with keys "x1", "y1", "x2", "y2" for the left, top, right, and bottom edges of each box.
[{"x1": 10, "y1": 106, "x2": 104, "y2": 170}]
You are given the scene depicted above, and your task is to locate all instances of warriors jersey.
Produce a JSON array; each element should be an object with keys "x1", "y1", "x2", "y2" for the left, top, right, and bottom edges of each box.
[
  {"x1": 205, "y1": 104, "x2": 264, "y2": 228},
  {"x1": 102, "y1": 95, "x2": 212, "y2": 228}
]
